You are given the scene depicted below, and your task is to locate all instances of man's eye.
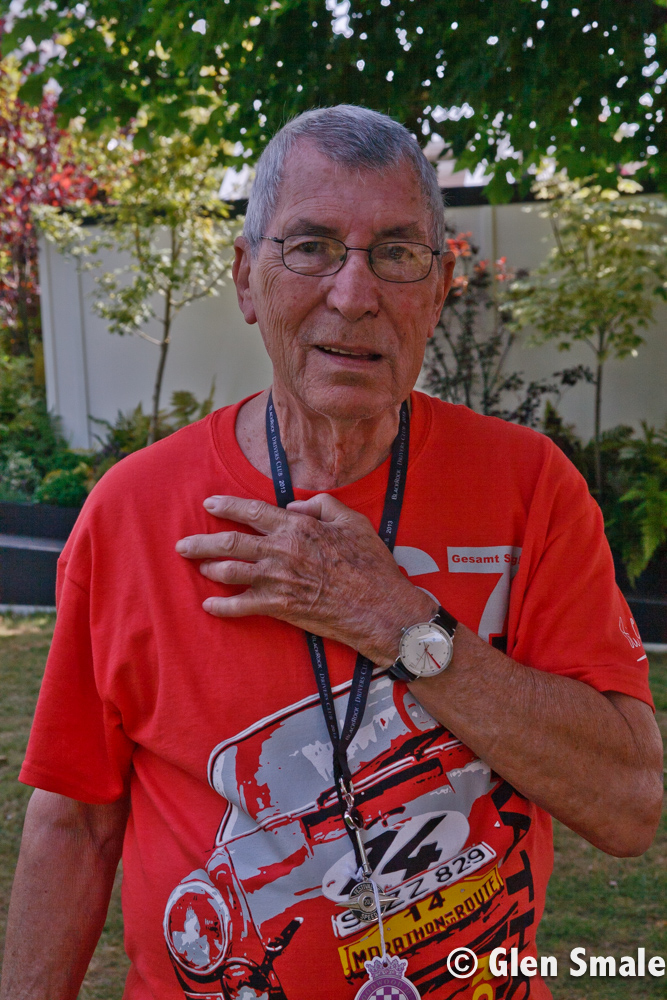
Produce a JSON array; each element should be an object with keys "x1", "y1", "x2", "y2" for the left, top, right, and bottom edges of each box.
[
  {"x1": 299, "y1": 241, "x2": 325, "y2": 254},
  {"x1": 291, "y1": 239, "x2": 329, "y2": 255},
  {"x1": 378, "y1": 244, "x2": 411, "y2": 262}
]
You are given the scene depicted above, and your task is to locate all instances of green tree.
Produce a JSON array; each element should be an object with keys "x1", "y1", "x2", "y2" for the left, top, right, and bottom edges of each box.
[
  {"x1": 509, "y1": 174, "x2": 667, "y2": 497},
  {"x1": 2, "y1": 1, "x2": 666, "y2": 200},
  {"x1": 37, "y1": 132, "x2": 234, "y2": 444}
]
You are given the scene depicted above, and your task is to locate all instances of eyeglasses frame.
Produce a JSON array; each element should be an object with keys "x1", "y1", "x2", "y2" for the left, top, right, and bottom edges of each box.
[{"x1": 259, "y1": 235, "x2": 443, "y2": 284}]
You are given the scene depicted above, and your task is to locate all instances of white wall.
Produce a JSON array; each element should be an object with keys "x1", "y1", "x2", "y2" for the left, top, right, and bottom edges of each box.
[
  {"x1": 39, "y1": 205, "x2": 666, "y2": 451},
  {"x1": 39, "y1": 233, "x2": 273, "y2": 449}
]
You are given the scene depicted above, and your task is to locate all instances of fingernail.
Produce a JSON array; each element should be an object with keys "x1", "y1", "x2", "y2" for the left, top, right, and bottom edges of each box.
[
  {"x1": 202, "y1": 599, "x2": 214, "y2": 612},
  {"x1": 203, "y1": 497, "x2": 219, "y2": 510},
  {"x1": 175, "y1": 539, "x2": 190, "y2": 553}
]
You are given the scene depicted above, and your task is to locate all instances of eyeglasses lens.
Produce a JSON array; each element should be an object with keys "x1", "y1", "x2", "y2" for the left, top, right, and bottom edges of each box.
[
  {"x1": 370, "y1": 242, "x2": 432, "y2": 281},
  {"x1": 282, "y1": 236, "x2": 345, "y2": 276},
  {"x1": 281, "y1": 236, "x2": 432, "y2": 282}
]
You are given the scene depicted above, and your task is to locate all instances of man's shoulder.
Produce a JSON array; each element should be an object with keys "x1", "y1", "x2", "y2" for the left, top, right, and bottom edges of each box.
[
  {"x1": 69, "y1": 409, "x2": 230, "y2": 542},
  {"x1": 414, "y1": 392, "x2": 586, "y2": 508},
  {"x1": 90, "y1": 411, "x2": 221, "y2": 500},
  {"x1": 417, "y1": 392, "x2": 554, "y2": 459}
]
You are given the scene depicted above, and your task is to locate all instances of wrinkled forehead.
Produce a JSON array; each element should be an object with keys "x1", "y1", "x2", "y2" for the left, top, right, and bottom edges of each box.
[{"x1": 269, "y1": 141, "x2": 432, "y2": 242}]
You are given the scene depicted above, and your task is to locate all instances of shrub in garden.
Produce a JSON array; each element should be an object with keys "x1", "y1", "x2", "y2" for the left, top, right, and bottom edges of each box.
[
  {"x1": 602, "y1": 422, "x2": 667, "y2": 587},
  {"x1": 542, "y1": 406, "x2": 667, "y2": 587},
  {"x1": 0, "y1": 354, "x2": 75, "y2": 497},
  {"x1": 0, "y1": 352, "x2": 216, "y2": 507},
  {"x1": 34, "y1": 463, "x2": 90, "y2": 508},
  {"x1": 0, "y1": 449, "x2": 41, "y2": 502},
  {"x1": 89, "y1": 384, "x2": 216, "y2": 471},
  {"x1": 422, "y1": 228, "x2": 593, "y2": 427},
  {"x1": 0, "y1": 47, "x2": 100, "y2": 357}
]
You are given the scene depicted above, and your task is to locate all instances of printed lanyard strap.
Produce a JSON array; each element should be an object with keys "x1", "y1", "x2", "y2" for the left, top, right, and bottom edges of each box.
[{"x1": 265, "y1": 393, "x2": 410, "y2": 862}]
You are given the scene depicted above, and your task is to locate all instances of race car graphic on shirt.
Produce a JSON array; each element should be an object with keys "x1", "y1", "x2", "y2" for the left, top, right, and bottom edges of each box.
[
  {"x1": 164, "y1": 680, "x2": 531, "y2": 998},
  {"x1": 164, "y1": 544, "x2": 532, "y2": 999}
]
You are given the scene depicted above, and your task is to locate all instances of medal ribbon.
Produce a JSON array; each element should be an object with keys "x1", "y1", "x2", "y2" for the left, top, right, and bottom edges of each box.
[{"x1": 266, "y1": 392, "x2": 410, "y2": 867}]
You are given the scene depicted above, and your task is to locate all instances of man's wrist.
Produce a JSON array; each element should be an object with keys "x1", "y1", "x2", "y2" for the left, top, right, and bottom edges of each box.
[{"x1": 372, "y1": 589, "x2": 439, "y2": 668}]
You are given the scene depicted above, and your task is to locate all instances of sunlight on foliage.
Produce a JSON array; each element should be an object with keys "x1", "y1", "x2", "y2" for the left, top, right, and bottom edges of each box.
[
  {"x1": 36, "y1": 130, "x2": 235, "y2": 443},
  {"x1": 509, "y1": 174, "x2": 667, "y2": 495}
]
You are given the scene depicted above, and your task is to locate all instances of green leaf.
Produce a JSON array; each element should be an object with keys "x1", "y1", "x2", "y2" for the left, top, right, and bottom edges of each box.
[{"x1": 485, "y1": 168, "x2": 515, "y2": 206}]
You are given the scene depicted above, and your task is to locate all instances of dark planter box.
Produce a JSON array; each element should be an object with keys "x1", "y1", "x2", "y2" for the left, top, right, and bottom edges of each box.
[
  {"x1": 613, "y1": 551, "x2": 667, "y2": 645},
  {"x1": 0, "y1": 501, "x2": 81, "y2": 540},
  {"x1": 0, "y1": 546, "x2": 61, "y2": 606},
  {"x1": 0, "y1": 501, "x2": 81, "y2": 608}
]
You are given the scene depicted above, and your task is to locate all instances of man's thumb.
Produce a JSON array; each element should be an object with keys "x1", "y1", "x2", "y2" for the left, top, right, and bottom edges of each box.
[{"x1": 287, "y1": 493, "x2": 351, "y2": 522}]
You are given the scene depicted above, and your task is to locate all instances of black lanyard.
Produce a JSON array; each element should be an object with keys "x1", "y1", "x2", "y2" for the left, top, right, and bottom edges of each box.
[{"x1": 266, "y1": 392, "x2": 410, "y2": 866}]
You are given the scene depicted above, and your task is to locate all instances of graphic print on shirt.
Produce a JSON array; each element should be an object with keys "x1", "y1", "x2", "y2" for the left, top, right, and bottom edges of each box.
[{"x1": 163, "y1": 544, "x2": 535, "y2": 1000}]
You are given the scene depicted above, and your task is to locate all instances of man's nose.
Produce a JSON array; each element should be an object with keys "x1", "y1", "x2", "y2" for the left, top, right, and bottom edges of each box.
[{"x1": 325, "y1": 249, "x2": 380, "y2": 321}]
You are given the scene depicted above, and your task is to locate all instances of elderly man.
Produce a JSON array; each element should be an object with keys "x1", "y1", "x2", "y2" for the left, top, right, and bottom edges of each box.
[{"x1": 1, "y1": 106, "x2": 662, "y2": 1000}]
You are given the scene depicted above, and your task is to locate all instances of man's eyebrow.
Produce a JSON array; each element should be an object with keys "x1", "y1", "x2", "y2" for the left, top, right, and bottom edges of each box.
[
  {"x1": 282, "y1": 219, "x2": 429, "y2": 241},
  {"x1": 374, "y1": 223, "x2": 428, "y2": 242},
  {"x1": 283, "y1": 219, "x2": 341, "y2": 238}
]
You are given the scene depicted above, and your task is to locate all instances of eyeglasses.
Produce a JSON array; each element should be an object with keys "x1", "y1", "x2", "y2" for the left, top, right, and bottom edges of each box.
[{"x1": 260, "y1": 234, "x2": 442, "y2": 283}]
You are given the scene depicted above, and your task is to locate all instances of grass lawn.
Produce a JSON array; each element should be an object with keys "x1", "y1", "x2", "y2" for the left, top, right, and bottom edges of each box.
[{"x1": 0, "y1": 613, "x2": 665, "y2": 998}]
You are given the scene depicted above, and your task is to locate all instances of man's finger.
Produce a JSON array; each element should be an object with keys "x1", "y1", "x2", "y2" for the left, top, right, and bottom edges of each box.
[
  {"x1": 202, "y1": 495, "x2": 288, "y2": 533},
  {"x1": 286, "y1": 493, "x2": 357, "y2": 523},
  {"x1": 202, "y1": 592, "x2": 268, "y2": 618},
  {"x1": 200, "y1": 560, "x2": 257, "y2": 586},
  {"x1": 176, "y1": 530, "x2": 265, "y2": 560}
]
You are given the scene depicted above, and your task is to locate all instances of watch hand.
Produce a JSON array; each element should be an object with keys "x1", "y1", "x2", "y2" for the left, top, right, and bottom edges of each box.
[{"x1": 426, "y1": 649, "x2": 441, "y2": 668}]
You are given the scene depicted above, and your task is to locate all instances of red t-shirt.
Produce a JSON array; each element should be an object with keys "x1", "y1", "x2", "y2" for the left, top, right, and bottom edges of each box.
[{"x1": 21, "y1": 392, "x2": 651, "y2": 1000}]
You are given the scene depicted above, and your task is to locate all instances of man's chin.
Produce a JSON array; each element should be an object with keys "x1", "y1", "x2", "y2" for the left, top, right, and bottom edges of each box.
[{"x1": 297, "y1": 382, "x2": 401, "y2": 422}]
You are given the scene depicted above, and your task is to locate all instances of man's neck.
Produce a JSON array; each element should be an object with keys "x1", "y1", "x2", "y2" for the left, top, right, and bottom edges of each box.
[{"x1": 235, "y1": 388, "x2": 402, "y2": 490}]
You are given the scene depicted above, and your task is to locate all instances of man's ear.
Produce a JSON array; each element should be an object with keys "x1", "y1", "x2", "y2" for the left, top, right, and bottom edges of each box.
[
  {"x1": 428, "y1": 250, "x2": 456, "y2": 336},
  {"x1": 232, "y1": 236, "x2": 258, "y2": 325}
]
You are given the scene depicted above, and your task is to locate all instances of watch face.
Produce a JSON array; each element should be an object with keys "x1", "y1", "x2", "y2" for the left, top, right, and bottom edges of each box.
[{"x1": 399, "y1": 622, "x2": 454, "y2": 677}]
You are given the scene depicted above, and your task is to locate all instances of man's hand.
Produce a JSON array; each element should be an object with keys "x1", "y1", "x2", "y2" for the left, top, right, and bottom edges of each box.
[{"x1": 176, "y1": 493, "x2": 434, "y2": 665}]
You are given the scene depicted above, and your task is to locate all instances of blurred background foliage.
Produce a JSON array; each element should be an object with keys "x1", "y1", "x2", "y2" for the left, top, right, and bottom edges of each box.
[{"x1": 2, "y1": 1, "x2": 667, "y2": 200}]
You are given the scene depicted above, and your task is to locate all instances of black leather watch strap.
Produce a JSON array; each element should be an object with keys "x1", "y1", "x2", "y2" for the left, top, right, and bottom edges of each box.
[
  {"x1": 388, "y1": 659, "x2": 415, "y2": 682},
  {"x1": 432, "y1": 604, "x2": 458, "y2": 638},
  {"x1": 388, "y1": 605, "x2": 458, "y2": 682}
]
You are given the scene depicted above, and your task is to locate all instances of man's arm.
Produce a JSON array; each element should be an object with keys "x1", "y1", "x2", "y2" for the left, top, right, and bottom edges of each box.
[
  {"x1": 177, "y1": 492, "x2": 664, "y2": 858},
  {"x1": 0, "y1": 789, "x2": 129, "y2": 1000},
  {"x1": 409, "y1": 623, "x2": 664, "y2": 858}
]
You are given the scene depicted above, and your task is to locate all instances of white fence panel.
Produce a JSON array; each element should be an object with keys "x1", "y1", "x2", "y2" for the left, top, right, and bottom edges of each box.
[{"x1": 39, "y1": 203, "x2": 666, "y2": 451}]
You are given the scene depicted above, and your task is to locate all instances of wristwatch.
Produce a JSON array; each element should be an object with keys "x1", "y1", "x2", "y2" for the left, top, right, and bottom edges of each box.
[{"x1": 389, "y1": 606, "x2": 459, "y2": 682}]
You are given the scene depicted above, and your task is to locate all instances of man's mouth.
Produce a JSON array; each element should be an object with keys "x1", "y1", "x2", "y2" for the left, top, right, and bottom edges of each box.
[{"x1": 315, "y1": 345, "x2": 382, "y2": 361}]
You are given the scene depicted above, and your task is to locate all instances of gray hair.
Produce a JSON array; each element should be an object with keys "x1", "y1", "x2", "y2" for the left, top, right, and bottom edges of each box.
[{"x1": 243, "y1": 105, "x2": 445, "y2": 254}]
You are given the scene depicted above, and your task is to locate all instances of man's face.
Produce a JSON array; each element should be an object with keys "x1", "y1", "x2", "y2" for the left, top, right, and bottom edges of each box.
[{"x1": 233, "y1": 142, "x2": 453, "y2": 420}]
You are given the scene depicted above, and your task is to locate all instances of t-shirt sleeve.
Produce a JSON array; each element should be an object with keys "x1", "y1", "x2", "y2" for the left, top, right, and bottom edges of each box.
[
  {"x1": 507, "y1": 441, "x2": 653, "y2": 709},
  {"x1": 20, "y1": 547, "x2": 136, "y2": 804}
]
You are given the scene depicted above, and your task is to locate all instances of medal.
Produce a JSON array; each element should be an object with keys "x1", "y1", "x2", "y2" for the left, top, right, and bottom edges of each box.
[
  {"x1": 354, "y1": 956, "x2": 421, "y2": 1000},
  {"x1": 336, "y1": 792, "x2": 395, "y2": 921},
  {"x1": 338, "y1": 878, "x2": 395, "y2": 922}
]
